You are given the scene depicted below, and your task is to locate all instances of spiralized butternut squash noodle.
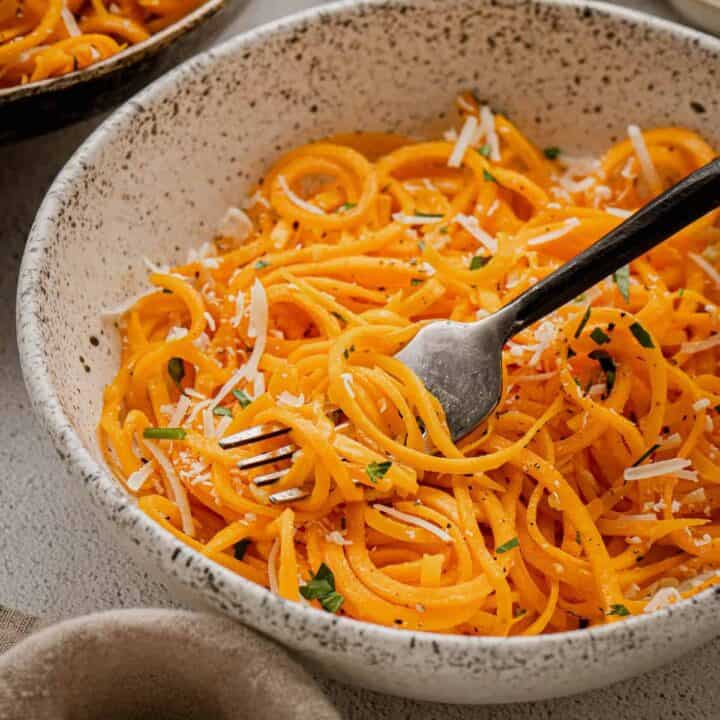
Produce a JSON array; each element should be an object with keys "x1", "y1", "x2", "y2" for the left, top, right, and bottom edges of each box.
[
  {"x1": 0, "y1": 0, "x2": 204, "y2": 87},
  {"x1": 100, "y1": 94, "x2": 720, "y2": 636}
]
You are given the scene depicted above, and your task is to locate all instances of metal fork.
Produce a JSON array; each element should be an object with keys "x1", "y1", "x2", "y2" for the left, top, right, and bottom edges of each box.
[{"x1": 221, "y1": 158, "x2": 720, "y2": 499}]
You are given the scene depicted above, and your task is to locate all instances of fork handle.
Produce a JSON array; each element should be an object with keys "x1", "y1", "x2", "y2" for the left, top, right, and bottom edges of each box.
[{"x1": 498, "y1": 157, "x2": 720, "y2": 337}]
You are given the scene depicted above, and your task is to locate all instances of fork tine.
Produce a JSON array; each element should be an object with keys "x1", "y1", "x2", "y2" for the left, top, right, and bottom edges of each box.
[
  {"x1": 219, "y1": 406, "x2": 344, "y2": 450},
  {"x1": 269, "y1": 487, "x2": 309, "y2": 504},
  {"x1": 252, "y1": 468, "x2": 290, "y2": 487},
  {"x1": 219, "y1": 423, "x2": 290, "y2": 449},
  {"x1": 237, "y1": 443, "x2": 297, "y2": 471}
]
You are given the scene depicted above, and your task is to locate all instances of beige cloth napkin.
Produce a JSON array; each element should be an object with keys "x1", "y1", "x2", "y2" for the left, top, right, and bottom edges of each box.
[
  {"x1": 0, "y1": 607, "x2": 340, "y2": 720},
  {"x1": 0, "y1": 606, "x2": 39, "y2": 655}
]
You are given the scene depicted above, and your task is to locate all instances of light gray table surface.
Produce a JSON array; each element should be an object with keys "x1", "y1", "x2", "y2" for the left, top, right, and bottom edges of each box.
[{"x1": 1, "y1": 1, "x2": 719, "y2": 717}]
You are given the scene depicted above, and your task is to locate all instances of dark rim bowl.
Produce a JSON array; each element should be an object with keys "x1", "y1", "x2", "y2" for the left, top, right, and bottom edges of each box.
[{"x1": 0, "y1": 0, "x2": 246, "y2": 142}]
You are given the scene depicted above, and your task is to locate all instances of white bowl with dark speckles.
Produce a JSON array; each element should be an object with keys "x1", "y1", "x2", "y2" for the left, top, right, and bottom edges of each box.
[{"x1": 17, "y1": 0, "x2": 720, "y2": 705}]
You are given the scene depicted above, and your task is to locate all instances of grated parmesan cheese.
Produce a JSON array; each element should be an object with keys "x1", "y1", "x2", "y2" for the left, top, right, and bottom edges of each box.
[
  {"x1": 341, "y1": 372, "x2": 355, "y2": 398},
  {"x1": 143, "y1": 257, "x2": 170, "y2": 274},
  {"x1": 624, "y1": 458, "x2": 692, "y2": 482},
  {"x1": 373, "y1": 504, "x2": 452, "y2": 543},
  {"x1": 456, "y1": 96, "x2": 476, "y2": 114},
  {"x1": 527, "y1": 218, "x2": 581, "y2": 247},
  {"x1": 592, "y1": 184, "x2": 612, "y2": 206},
  {"x1": 644, "y1": 586, "x2": 681, "y2": 613},
  {"x1": 453, "y1": 213, "x2": 497, "y2": 253},
  {"x1": 231, "y1": 291, "x2": 245, "y2": 328},
  {"x1": 192, "y1": 332, "x2": 210, "y2": 351},
  {"x1": 61, "y1": 4, "x2": 81, "y2": 36},
  {"x1": 202, "y1": 407, "x2": 215, "y2": 439},
  {"x1": 277, "y1": 391, "x2": 305, "y2": 407},
  {"x1": 605, "y1": 206, "x2": 633, "y2": 219},
  {"x1": 203, "y1": 312, "x2": 216, "y2": 332},
  {"x1": 681, "y1": 333, "x2": 720, "y2": 355},
  {"x1": 214, "y1": 415, "x2": 233, "y2": 439},
  {"x1": 217, "y1": 207, "x2": 253, "y2": 242},
  {"x1": 479, "y1": 106, "x2": 501, "y2": 162},
  {"x1": 689, "y1": 252, "x2": 720, "y2": 288},
  {"x1": 126, "y1": 462, "x2": 155, "y2": 492},
  {"x1": 187, "y1": 241, "x2": 215, "y2": 264},
  {"x1": 208, "y1": 369, "x2": 244, "y2": 413},
  {"x1": 186, "y1": 398, "x2": 213, "y2": 425},
  {"x1": 660, "y1": 432, "x2": 682, "y2": 449},
  {"x1": 527, "y1": 320, "x2": 557, "y2": 367},
  {"x1": 628, "y1": 124, "x2": 662, "y2": 193},
  {"x1": 243, "y1": 278, "x2": 268, "y2": 381},
  {"x1": 143, "y1": 439, "x2": 194, "y2": 536},
  {"x1": 558, "y1": 155, "x2": 601, "y2": 176},
  {"x1": 169, "y1": 395, "x2": 191, "y2": 428},
  {"x1": 448, "y1": 115, "x2": 478, "y2": 168},
  {"x1": 101, "y1": 289, "x2": 156, "y2": 320},
  {"x1": 183, "y1": 388, "x2": 206, "y2": 400},
  {"x1": 325, "y1": 531, "x2": 352, "y2": 546},
  {"x1": 166, "y1": 326, "x2": 188, "y2": 342},
  {"x1": 278, "y1": 175, "x2": 324, "y2": 215},
  {"x1": 244, "y1": 191, "x2": 270, "y2": 209},
  {"x1": 513, "y1": 371, "x2": 558, "y2": 384},
  {"x1": 620, "y1": 157, "x2": 636, "y2": 180}
]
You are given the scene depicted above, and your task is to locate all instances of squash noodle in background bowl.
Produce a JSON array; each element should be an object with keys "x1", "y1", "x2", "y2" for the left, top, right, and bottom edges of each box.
[{"x1": 0, "y1": 0, "x2": 210, "y2": 87}]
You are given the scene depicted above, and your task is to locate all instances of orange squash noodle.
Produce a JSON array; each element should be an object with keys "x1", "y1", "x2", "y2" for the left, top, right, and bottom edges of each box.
[{"x1": 100, "y1": 94, "x2": 720, "y2": 635}]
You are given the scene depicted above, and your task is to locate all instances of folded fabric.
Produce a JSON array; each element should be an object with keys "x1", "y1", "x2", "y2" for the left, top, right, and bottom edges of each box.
[
  {"x1": 0, "y1": 608, "x2": 340, "y2": 720},
  {"x1": 0, "y1": 606, "x2": 40, "y2": 656}
]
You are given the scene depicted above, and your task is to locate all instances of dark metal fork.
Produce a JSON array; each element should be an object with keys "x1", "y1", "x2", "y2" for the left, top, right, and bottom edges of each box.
[{"x1": 220, "y1": 157, "x2": 720, "y2": 499}]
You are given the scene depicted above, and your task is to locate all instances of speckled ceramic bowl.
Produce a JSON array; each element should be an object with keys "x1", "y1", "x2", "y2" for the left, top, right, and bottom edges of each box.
[
  {"x1": 18, "y1": 0, "x2": 720, "y2": 705},
  {"x1": 0, "y1": 0, "x2": 246, "y2": 143}
]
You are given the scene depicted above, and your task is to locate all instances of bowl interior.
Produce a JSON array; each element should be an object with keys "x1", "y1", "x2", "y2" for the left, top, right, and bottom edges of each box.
[{"x1": 19, "y1": 0, "x2": 720, "y2": 703}]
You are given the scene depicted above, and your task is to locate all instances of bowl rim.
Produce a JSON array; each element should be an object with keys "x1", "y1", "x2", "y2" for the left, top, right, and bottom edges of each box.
[
  {"x1": 0, "y1": 0, "x2": 229, "y2": 104},
  {"x1": 18, "y1": 0, "x2": 720, "y2": 660}
]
